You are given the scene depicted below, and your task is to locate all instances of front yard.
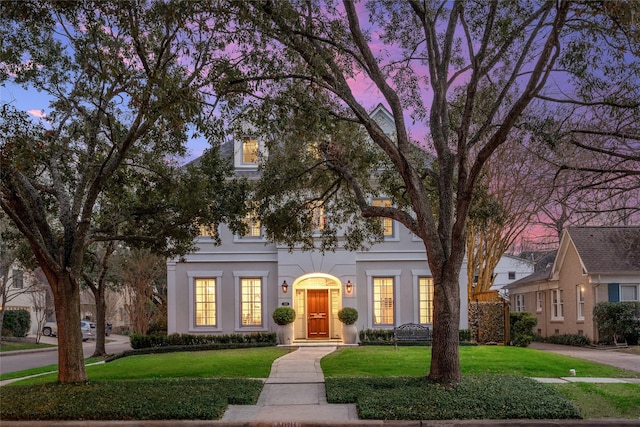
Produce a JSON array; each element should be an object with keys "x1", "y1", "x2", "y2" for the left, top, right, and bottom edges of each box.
[{"x1": 1, "y1": 345, "x2": 638, "y2": 420}]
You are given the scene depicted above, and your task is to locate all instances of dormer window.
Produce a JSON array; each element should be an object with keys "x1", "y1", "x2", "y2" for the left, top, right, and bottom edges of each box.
[{"x1": 242, "y1": 138, "x2": 259, "y2": 164}]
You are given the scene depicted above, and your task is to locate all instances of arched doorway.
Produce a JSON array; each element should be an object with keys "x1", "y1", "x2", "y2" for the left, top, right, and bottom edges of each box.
[{"x1": 292, "y1": 274, "x2": 343, "y2": 341}]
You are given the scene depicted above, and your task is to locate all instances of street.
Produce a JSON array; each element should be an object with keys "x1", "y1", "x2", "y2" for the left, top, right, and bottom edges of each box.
[{"x1": 0, "y1": 334, "x2": 132, "y2": 375}]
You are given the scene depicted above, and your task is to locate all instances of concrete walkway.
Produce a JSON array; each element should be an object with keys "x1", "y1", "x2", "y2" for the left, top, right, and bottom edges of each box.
[
  {"x1": 529, "y1": 342, "x2": 640, "y2": 374},
  {"x1": 221, "y1": 346, "x2": 359, "y2": 423}
]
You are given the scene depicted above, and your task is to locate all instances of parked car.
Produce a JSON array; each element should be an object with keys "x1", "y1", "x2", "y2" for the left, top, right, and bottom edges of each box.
[{"x1": 42, "y1": 320, "x2": 96, "y2": 341}]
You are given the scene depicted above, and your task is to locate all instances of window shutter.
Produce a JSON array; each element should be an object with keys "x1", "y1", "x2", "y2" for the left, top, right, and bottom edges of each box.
[{"x1": 608, "y1": 283, "x2": 620, "y2": 302}]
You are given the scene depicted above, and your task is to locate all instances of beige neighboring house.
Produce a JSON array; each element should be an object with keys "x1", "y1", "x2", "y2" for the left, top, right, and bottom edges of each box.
[
  {"x1": 505, "y1": 226, "x2": 640, "y2": 342},
  {"x1": 0, "y1": 262, "x2": 49, "y2": 335}
]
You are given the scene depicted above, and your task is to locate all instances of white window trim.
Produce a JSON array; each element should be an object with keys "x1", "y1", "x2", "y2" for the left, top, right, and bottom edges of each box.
[
  {"x1": 577, "y1": 285, "x2": 585, "y2": 321},
  {"x1": 188, "y1": 271, "x2": 223, "y2": 333},
  {"x1": 366, "y1": 269, "x2": 401, "y2": 329},
  {"x1": 411, "y1": 270, "x2": 432, "y2": 325},
  {"x1": 233, "y1": 271, "x2": 269, "y2": 331},
  {"x1": 536, "y1": 291, "x2": 543, "y2": 313},
  {"x1": 514, "y1": 294, "x2": 525, "y2": 312},
  {"x1": 551, "y1": 289, "x2": 564, "y2": 321},
  {"x1": 620, "y1": 284, "x2": 639, "y2": 302}
]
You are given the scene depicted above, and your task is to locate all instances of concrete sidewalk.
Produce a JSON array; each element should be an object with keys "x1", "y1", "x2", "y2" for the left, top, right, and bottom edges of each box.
[{"x1": 221, "y1": 346, "x2": 359, "y2": 423}]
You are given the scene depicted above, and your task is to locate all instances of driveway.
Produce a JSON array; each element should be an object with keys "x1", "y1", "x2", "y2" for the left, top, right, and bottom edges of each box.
[{"x1": 529, "y1": 342, "x2": 640, "y2": 374}]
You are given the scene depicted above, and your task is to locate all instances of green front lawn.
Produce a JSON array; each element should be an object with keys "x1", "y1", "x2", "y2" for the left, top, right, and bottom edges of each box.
[
  {"x1": 0, "y1": 341, "x2": 56, "y2": 352},
  {"x1": 7, "y1": 347, "x2": 290, "y2": 385},
  {"x1": 321, "y1": 346, "x2": 640, "y2": 420},
  {"x1": 2, "y1": 345, "x2": 638, "y2": 421},
  {"x1": 321, "y1": 346, "x2": 640, "y2": 378}
]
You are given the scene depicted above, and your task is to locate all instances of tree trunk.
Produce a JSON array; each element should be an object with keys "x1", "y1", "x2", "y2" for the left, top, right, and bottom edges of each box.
[
  {"x1": 51, "y1": 273, "x2": 87, "y2": 383},
  {"x1": 92, "y1": 285, "x2": 107, "y2": 357},
  {"x1": 428, "y1": 263, "x2": 462, "y2": 384}
]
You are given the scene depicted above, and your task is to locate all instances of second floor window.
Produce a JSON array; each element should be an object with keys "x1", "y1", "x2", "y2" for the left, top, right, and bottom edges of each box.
[
  {"x1": 242, "y1": 138, "x2": 259, "y2": 164},
  {"x1": 12, "y1": 269, "x2": 23, "y2": 289},
  {"x1": 372, "y1": 199, "x2": 394, "y2": 237}
]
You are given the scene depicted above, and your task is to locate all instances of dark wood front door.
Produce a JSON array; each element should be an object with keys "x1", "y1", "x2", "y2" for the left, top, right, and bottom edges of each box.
[{"x1": 307, "y1": 290, "x2": 329, "y2": 339}]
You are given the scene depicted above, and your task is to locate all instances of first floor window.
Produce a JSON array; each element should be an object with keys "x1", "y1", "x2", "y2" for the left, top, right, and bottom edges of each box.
[
  {"x1": 577, "y1": 285, "x2": 585, "y2": 320},
  {"x1": 514, "y1": 294, "x2": 525, "y2": 312},
  {"x1": 418, "y1": 277, "x2": 433, "y2": 324},
  {"x1": 620, "y1": 285, "x2": 639, "y2": 301},
  {"x1": 536, "y1": 291, "x2": 543, "y2": 312},
  {"x1": 373, "y1": 277, "x2": 394, "y2": 325},
  {"x1": 241, "y1": 278, "x2": 262, "y2": 326},
  {"x1": 551, "y1": 289, "x2": 563, "y2": 320},
  {"x1": 195, "y1": 278, "x2": 216, "y2": 326}
]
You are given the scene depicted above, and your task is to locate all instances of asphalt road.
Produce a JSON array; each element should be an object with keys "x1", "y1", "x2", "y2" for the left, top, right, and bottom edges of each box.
[{"x1": 0, "y1": 334, "x2": 132, "y2": 375}]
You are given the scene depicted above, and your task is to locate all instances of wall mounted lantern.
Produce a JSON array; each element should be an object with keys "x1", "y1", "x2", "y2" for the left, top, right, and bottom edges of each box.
[
  {"x1": 345, "y1": 280, "x2": 353, "y2": 294},
  {"x1": 281, "y1": 280, "x2": 289, "y2": 293}
]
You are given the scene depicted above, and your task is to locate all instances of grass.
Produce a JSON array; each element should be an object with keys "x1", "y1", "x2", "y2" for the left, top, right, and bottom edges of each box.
[
  {"x1": 7, "y1": 347, "x2": 290, "y2": 385},
  {"x1": 0, "y1": 340, "x2": 56, "y2": 352},
  {"x1": 321, "y1": 346, "x2": 640, "y2": 420},
  {"x1": 554, "y1": 383, "x2": 640, "y2": 419},
  {"x1": 0, "y1": 358, "x2": 101, "y2": 382},
  {"x1": 321, "y1": 345, "x2": 640, "y2": 378},
  {"x1": 2, "y1": 345, "x2": 638, "y2": 421}
]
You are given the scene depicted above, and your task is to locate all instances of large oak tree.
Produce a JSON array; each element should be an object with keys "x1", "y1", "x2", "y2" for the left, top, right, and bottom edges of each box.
[
  {"x1": 0, "y1": 1, "x2": 245, "y2": 382},
  {"x1": 230, "y1": 1, "x2": 639, "y2": 383}
]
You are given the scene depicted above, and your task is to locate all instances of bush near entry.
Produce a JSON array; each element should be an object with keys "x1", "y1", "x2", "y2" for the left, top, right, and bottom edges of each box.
[
  {"x1": 509, "y1": 311, "x2": 537, "y2": 347},
  {"x1": 1, "y1": 309, "x2": 30, "y2": 337},
  {"x1": 130, "y1": 332, "x2": 276, "y2": 349}
]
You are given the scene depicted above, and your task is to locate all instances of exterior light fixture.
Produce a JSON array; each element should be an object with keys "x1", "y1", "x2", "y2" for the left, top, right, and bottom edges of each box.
[
  {"x1": 281, "y1": 280, "x2": 288, "y2": 293},
  {"x1": 345, "y1": 280, "x2": 353, "y2": 294}
]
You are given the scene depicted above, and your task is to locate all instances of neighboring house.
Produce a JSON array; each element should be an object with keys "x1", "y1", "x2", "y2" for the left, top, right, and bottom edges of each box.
[
  {"x1": 0, "y1": 262, "x2": 49, "y2": 334},
  {"x1": 489, "y1": 254, "x2": 535, "y2": 294},
  {"x1": 167, "y1": 104, "x2": 532, "y2": 341},
  {"x1": 504, "y1": 226, "x2": 640, "y2": 342}
]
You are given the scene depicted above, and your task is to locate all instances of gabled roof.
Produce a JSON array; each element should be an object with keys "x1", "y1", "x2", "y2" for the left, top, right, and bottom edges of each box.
[{"x1": 554, "y1": 226, "x2": 640, "y2": 275}]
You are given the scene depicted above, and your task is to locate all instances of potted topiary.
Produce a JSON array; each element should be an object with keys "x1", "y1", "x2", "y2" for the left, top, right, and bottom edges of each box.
[
  {"x1": 272, "y1": 307, "x2": 296, "y2": 345},
  {"x1": 338, "y1": 307, "x2": 359, "y2": 344}
]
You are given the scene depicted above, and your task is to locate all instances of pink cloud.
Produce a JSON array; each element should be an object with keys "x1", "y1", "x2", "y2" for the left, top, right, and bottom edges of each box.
[{"x1": 27, "y1": 109, "x2": 46, "y2": 118}]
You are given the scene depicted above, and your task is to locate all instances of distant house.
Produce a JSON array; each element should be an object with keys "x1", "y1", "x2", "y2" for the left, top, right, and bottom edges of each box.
[
  {"x1": 489, "y1": 254, "x2": 535, "y2": 294},
  {"x1": 504, "y1": 226, "x2": 640, "y2": 342},
  {"x1": 0, "y1": 262, "x2": 49, "y2": 334}
]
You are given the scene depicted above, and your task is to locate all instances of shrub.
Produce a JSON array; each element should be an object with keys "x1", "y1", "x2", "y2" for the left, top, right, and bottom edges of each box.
[
  {"x1": 544, "y1": 334, "x2": 591, "y2": 347},
  {"x1": 129, "y1": 332, "x2": 277, "y2": 350},
  {"x1": 459, "y1": 329, "x2": 472, "y2": 342},
  {"x1": 146, "y1": 318, "x2": 167, "y2": 335},
  {"x1": 359, "y1": 329, "x2": 394, "y2": 345},
  {"x1": 593, "y1": 302, "x2": 640, "y2": 345},
  {"x1": 509, "y1": 311, "x2": 537, "y2": 347},
  {"x1": 337, "y1": 307, "x2": 358, "y2": 325},
  {"x1": 325, "y1": 375, "x2": 581, "y2": 420},
  {"x1": 272, "y1": 307, "x2": 296, "y2": 325},
  {"x1": 1, "y1": 309, "x2": 30, "y2": 337}
]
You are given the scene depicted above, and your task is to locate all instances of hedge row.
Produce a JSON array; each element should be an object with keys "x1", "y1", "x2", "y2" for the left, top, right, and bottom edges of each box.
[
  {"x1": 358, "y1": 328, "x2": 475, "y2": 346},
  {"x1": 130, "y1": 332, "x2": 276, "y2": 349},
  {"x1": 539, "y1": 333, "x2": 592, "y2": 347}
]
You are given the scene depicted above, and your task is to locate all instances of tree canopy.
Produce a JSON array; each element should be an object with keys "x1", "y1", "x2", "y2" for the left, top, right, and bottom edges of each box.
[{"x1": 0, "y1": 0, "x2": 247, "y2": 382}]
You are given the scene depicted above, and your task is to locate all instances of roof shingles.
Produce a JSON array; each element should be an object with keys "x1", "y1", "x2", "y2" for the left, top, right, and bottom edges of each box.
[{"x1": 568, "y1": 226, "x2": 640, "y2": 273}]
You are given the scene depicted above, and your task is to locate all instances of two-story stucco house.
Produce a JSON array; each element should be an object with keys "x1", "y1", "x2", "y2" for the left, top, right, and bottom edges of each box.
[
  {"x1": 504, "y1": 226, "x2": 640, "y2": 342},
  {"x1": 167, "y1": 105, "x2": 532, "y2": 342}
]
